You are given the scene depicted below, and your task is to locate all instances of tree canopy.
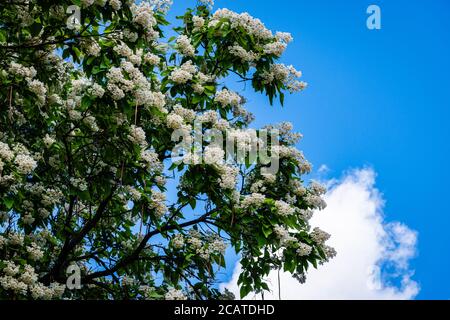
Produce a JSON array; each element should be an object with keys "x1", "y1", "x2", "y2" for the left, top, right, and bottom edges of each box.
[{"x1": 0, "y1": 0, "x2": 335, "y2": 300}]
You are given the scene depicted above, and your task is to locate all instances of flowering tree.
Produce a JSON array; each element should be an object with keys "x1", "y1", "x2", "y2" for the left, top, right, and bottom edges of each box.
[{"x1": 0, "y1": 0, "x2": 335, "y2": 300}]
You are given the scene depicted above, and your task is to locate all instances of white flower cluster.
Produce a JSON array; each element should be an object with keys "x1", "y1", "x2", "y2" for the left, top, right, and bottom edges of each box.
[
  {"x1": 0, "y1": 261, "x2": 65, "y2": 299},
  {"x1": 196, "y1": 110, "x2": 218, "y2": 124},
  {"x1": 203, "y1": 145, "x2": 224, "y2": 165},
  {"x1": 28, "y1": 79, "x2": 47, "y2": 106},
  {"x1": 310, "y1": 227, "x2": 331, "y2": 244},
  {"x1": 217, "y1": 164, "x2": 239, "y2": 190},
  {"x1": 214, "y1": 89, "x2": 242, "y2": 107},
  {"x1": 304, "y1": 194, "x2": 327, "y2": 210},
  {"x1": 107, "y1": 51, "x2": 166, "y2": 110},
  {"x1": 240, "y1": 193, "x2": 266, "y2": 209},
  {"x1": 8, "y1": 62, "x2": 37, "y2": 79},
  {"x1": 88, "y1": 83, "x2": 105, "y2": 98},
  {"x1": 26, "y1": 242, "x2": 44, "y2": 261},
  {"x1": 263, "y1": 41, "x2": 287, "y2": 57},
  {"x1": 273, "y1": 225, "x2": 297, "y2": 246},
  {"x1": 227, "y1": 128, "x2": 261, "y2": 154},
  {"x1": 144, "y1": 52, "x2": 161, "y2": 65},
  {"x1": 208, "y1": 236, "x2": 227, "y2": 254},
  {"x1": 176, "y1": 35, "x2": 195, "y2": 57},
  {"x1": 323, "y1": 245, "x2": 337, "y2": 260},
  {"x1": 298, "y1": 208, "x2": 314, "y2": 221},
  {"x1": 296, "y1": 243, "x2": 313, "y2": 256},
  {"x1": 261, "y1": 63, "x2": 307, "y2": 93},
  {"x1": 0, "y1": 142, "x2": 37, "y2": 176},
  {"x1": 171, "y1": 233, "x2": 185, "y2": 249},
  {"x1": 165, "y1": 287, "x2": 186, "y2": 300},
  {"x1": 70, "y1": 177, "x2": 88, "y2": 192},
  {"x1": 81, "y1": 39, "x2": 101, "y2": 57},
  {"x1": 274, "y1": 200, "x2": 295, "y2": 216},
  {"x1": 81, "y1": 0, "x2": 95, "y2": 7},
  {"x1": 140, "y1": 149, "x2": 162, "y2": 172},
  {"x1": 123, "y1": 29, "x2": 139, "y2": 43},
  {"x1": 271, "y1": 145, "x2": 311, "y2": 174},
  {"x1": 309, "y1": 180, "x2": 327, "y2": 195},
  {"x1": 275, "y1": 31, "x2": 294, "y2": 43},
  {"x1": 131, "y1": 2, "x2": 157, "y2": 30},
  {"x1": 186, "y1": 230, "x2": 227, "y2": 260},
  {"x1": 192, "y1": 15, "x2": 205, "y2": 31},
  {"x1": 169, "y1": 60, "x2": 197, "y2": 84},
  {"x1": 210, "y1": 9, "x2": 273, "y2": 40},
  {"x1": 166, "y1": 113, "x2": 185, "y2": 130},
  {"x1": 149, "y1": 191, "x2": 167, "y2": 218},
  {"x1": 229, "y1": 44, "x2": 259, "y2": 63},
  {"x1": 127, "y1": 125, "x2": 148, "y2": 147},
  {"x1": 173, "y1": 105, "x2": 196, "y2": 122}
]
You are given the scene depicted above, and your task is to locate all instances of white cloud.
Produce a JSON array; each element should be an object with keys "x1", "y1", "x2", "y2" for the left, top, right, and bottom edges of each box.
[
  {"x1": 223, "y1": 168, "x2": 419, "y2": 300},
  {"x1": 318, "y1": 164, "x2": 330, "y2": 174}
]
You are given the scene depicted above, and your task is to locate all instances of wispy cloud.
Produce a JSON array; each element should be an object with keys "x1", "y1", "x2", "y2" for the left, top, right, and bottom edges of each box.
[{"x1": 223, "y1": 168, "x2": 419, "y2": 299}]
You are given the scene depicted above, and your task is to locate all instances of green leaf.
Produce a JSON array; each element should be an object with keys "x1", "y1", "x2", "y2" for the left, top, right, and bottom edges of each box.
[
  {"x1": 262, "y1": 225, "x2": 272, "y2": 238},
  {"x1": 240, "y1": 284, "x2": 252, "y2": 298},
  {"x1": 3, "y1": 198, "x2": 14, "y2": 210}
]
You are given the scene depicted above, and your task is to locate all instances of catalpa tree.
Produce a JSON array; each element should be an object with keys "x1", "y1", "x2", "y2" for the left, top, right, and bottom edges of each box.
[{"x1": 0, "y1": 0, "x2": 335, "y2": 300}]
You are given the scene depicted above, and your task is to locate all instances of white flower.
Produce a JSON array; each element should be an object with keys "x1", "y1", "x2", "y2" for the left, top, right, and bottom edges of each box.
[
  {"x1": 173, "y1": 105, "x2": 196, "y2": 122},
  {"x1": 27, "y1": 243, "x2": 45, "y2": 261},
  {"x1": 2, "y1": 261, "x2": 20, "y2": 276},
  {"x1": 70, "y1": 177, "x2": 88, "y2": 191},
  {"x1": 229, "y1": 44, "x2": 259, "y2": 62},
  {"x1": 263, "y1": 41, "x2": 287, "y2": 57},
  {"x1": 149, "y1": 191, "x2": 167, "y2": 218},
  {"x1": 8, "y1": 233, "x2": 24, "y2": 246},
  {"x1": 275, "y1": 31, "x2": 293, "y2": 43},
  {"x1": 89, "y1": 83, "x2": 105, "y2": 98},
  {"x1": 0, "y1": 142, "x2": 14, "y2": 161},
  {"x1": 166, "y1": 113, "x2": 184, "y2": 129},
  {"x1": 199, "y1": 0, "x2": 214, "y2": 7},
  {"x1": 210, "y1": 9, "x2": 273, "y2": 39},
  {"x1": 274, "y1": 200, "x2": 295, "y2": 216},
  {"x1": 43, "y1": 134, "x2": 56, "y2": 148},
  {"x1": 82, "y1": 40, "x2": 101, "y2": 56},
  {"x1": 28, "y1": 79, "x2": 47, "y2": 104},
  {"x1": 109, "y1": 0, "x2": 122, "y2": 11},
  {"x1": 296, "y1": 243, "x2": 312, "y2": 256},
  {"x1": 217, "y1": 165, "x2": 239, "y2": 189},
  {"x1": 309, "y1": 180, "x2": 327, "y2": 195},
  {"x1": 176, "y1": 35, "x2": 195, "y2": 57},
  {"x1": 240, "y1": 193, "x2": 266, "y2": 209},
  {"x1": 273, "y1": 225, "x2": 297, "y2": 246},
  {"x1": 144, "y1": 53, "x2": 161, "y2": 65},
  {"x1": 214, "y1": 89, "x2": 242, "y2": 107},
  {"x1": 169, "y1": 60, "x2": 198, "y2": 83},
  {"x1": 203, "y1": 146, "x2": 224, "y2": 165},
  {"x1": 140, "y1": 150, "x2": 161, "y2": 170},
  {"x1": 192, "y1": 15, "x2": 205, "y2": 30},
  {"x1": 81, "y1": 0, "x2": 95, "y2": 7},
  {"x1": 260, "y1": 64, "x2": 306, "y2": 93},
  {"x1": 14, "y1": 153, "x2": 37, "y2": 174},
  {"x1": 171, "y1": 234, "x2": 185, "y2": 249},
  {"x1": 304, "y1": 193, "x2": 327, "y2": 210},
  {"x1": 310, "y1": 227, "x2": 331, "y2": 244},
  {"x1": 22, "y1": 214, "x2": 35, "y2": 225},
  {"x1": 165, "y1": 288, "x2": 186, "y2": 300},
  {"x1": 131, "y1": 2, "x2": 157, "y2": 30},
  {"x1": 127, "y1": 125, "x2": 147, "y2": 147}
]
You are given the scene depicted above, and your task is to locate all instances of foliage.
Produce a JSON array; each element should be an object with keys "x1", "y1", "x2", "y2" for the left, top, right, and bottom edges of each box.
[{"x1": 0, "y1": 0, "x2": 334, "y2": 300}]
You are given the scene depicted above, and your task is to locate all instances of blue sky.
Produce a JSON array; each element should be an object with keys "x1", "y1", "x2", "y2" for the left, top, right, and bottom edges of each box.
[{"x1": 168, "y1": 0, "x2": 450, "y2": 299}]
